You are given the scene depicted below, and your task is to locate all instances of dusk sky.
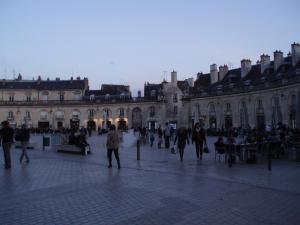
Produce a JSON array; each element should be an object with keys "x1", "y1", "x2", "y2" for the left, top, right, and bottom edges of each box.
[{"x1": 0, "y1": 0, "x2": 299, "y2": 95}]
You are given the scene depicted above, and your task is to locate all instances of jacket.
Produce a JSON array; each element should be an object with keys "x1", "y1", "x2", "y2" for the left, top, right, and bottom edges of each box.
[
  {"x1": 19, "y1": 128, "x2": 30, "y2": 142},
  {"x1": 106, "y1": 130, "x2": 119, "y2": 149},
  {"x1": 0, "y1": 126, "x2": 14, "y2": 143}
]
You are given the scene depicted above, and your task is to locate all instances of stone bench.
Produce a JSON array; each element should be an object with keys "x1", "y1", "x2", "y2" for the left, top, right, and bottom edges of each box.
[{"x1": 54, "y1": 144, "x2": 91, "y2": 155}]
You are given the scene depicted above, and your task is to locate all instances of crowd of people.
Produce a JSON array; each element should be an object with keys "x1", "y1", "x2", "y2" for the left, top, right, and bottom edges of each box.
[{"x1": 1, "y1": 119, "x2": 299, "y2": 170}]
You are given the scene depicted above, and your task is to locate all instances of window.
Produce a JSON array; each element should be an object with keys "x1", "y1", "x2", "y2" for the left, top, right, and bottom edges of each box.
[
  {"x1": 25, "y1": 111, "x2": 31, "y2": 118},
  {"x1": 59, "y1": 94, "x2": 64, "y2": 102},
  {"x1": 105, "y1": 94, "x2": 110, "y2": 100},
  {"x1": 26, "y1": 96, "x2": 31, "y2": 102},
  {"x1": 9, "y1": 96, "x2": 14, "y2": 102},
  {"x1": 226, "y1": 103, "x2": 231, "y2": 112},
  {"x1": 89, "y1": 109, "x2": 94, "y2": 117},
  {"x1": 173, "y1": 94, "x2": 178, "y2": 103},
  {"x1": 174, "y1": 106, "x2": 178, "y2": 115},
  {"x1": 150, "y1": 106, "x2": 155, "y2": 117},
  {"x1": 8, "y1": 111, "x2": 13, "y2": 118},
  {"x1": 258, "y1": 99, "x2": 263, "y2": 109},
  {"x1": 40, "y1": 111, "x2": 48, "y2": 120},
  {"x1": 119, "y1": 108, "x2": 125, "y2": 117}
]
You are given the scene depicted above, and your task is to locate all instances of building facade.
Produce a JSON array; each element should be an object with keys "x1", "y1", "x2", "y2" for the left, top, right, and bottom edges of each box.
[{"x1": 1, "y1": 43, "x2": 300, "y2": 130}]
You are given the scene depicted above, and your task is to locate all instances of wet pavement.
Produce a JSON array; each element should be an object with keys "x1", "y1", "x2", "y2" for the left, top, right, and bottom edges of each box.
[{"x1": 0, "y1": 130, "x2": 299, "y2": 225}]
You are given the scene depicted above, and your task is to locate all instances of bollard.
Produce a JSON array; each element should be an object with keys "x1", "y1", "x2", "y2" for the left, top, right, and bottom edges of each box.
[
  {"x1": 268, "y1": 143, "x2": 272, "y2": 171},
  {"x1": 137, "y1": 139, "x2": 140, "y2": 160}
]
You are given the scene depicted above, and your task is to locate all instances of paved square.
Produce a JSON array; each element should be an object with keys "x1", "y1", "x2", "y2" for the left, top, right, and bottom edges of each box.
[{"x1": 0, "y1": 132, "x2": 300, "y2": 225}]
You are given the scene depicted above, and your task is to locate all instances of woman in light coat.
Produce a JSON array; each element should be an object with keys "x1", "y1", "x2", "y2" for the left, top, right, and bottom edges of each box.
[{"x1": 106, "y1": 125, "x2": 121, "y2": 169}]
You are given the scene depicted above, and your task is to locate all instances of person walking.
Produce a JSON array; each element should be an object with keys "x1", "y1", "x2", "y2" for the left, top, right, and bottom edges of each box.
[
  {"x1": 192, "y1": 123, "x2": 206, "y2": 160},
  {"x1": 157, "y1": 126, "x2": 163, "y2": 149},
  {"x1": 174, "y1": 126, "x2": 190, "y2": 161},
  {"x1": 0, "y1": 121, "x2": 14, "y2": 169},
  {"x1": 19, "y1": 124, "x2": 30, "y2": 163},
  {"x1": 106, "y1": 125, "x2": 121, "y2": 169},
  {"x1": 163, "y1": 122, "x2": 171, "y2": 149}
]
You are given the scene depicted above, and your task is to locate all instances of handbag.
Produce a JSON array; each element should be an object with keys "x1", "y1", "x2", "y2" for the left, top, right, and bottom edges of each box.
[
  {"x1": 203, "y1": 143, "x2": 209, "y2": 153},
  {"x1": 171, "y1": 145, "x2": 177, "y2": 154}
]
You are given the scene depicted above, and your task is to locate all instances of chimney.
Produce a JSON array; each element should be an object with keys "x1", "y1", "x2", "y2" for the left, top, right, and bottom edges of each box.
[
  {"x1": 83, "y1": 77, "x2": 89, "y2": 90},
  {"x1": 219, "y1": 65, "x2": 228, "y2": 81},
  {"x1": 291, "y1": 42, "x2": 300, "y2": 66},
  {"x1": 17, "y1": 73, "x2": 22, "y2": 81},
  {"x1": 241, "y1": 59, "x2": 252, "y2": 78},
  {"x1": 171, "y1": 70, "x2": 177, "y2": 85},
  {"x1": 76, "y1": 76, "x2": 81, "y2": 80},
  {"x1": 210, "y1": 64, "x2": 218, "y2": 83},
  {"x1": 274, "y1": 50, "x2": 284, "y2": 71},
  {"x1": 260, "y1": 54, "x2": 271, "y2": 74}
]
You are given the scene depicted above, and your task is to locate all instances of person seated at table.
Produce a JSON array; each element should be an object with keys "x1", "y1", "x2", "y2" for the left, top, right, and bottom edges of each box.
[
  {"x1": 77, "y1": 131, "x2": 90, "y2": 154},
  {"x1": 68, "y1": 131, "x2": 77, "y2": 145},
  {"x1": 215, "y1": 136, "x2": 225, "y2": 154}
]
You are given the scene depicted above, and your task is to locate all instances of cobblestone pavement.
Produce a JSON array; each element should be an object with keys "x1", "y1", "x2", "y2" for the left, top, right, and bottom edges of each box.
[{"x1": 0, "y1": 131, "x2": 300, "y2": 225}]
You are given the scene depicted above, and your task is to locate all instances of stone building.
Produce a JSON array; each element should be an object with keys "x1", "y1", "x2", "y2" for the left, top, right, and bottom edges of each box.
[{"x1": 0, "y1": 43, "x2": 299, "y2": 131}]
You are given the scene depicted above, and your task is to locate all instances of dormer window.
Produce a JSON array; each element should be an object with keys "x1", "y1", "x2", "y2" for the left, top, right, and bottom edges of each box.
[
  {"x1": 90, "y1": 94, "x2": 95, "y2": 101},
  {"x1": 150, "y1": 90, "x2": 156, "y2": 97},
  {"x1": 120, "y1": 93, "x2": 126, "y2": 99}
]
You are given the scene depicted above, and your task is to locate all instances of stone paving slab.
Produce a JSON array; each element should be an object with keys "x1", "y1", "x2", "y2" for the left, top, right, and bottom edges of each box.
[{"x1": 0, "y1": 132, "x2": 299, "y2": 225}]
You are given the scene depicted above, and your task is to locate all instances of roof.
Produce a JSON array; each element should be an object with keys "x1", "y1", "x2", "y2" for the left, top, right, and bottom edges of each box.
[
  {"x1": 0, "y1": 79, "x2": 87, "y2": 90},
  {"x1": 190, "y1": 56, "x2": 300, "y2": 98},
  {"x1": 85, "y1": 84, "x2": 131, "y2": 97}
]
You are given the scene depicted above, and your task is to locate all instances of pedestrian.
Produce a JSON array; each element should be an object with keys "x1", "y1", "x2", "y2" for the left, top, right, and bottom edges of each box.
[
  {"x1": 0, "y1": 121, "x2": 14, "y2": 169},
  {"x1": 19, "y1": 124, "x2": 30, "y2": 163},
  {"x1": 106, "y1": 125, "x2": 121, "y2": 169},
  {"x1": 157, "y1": 126, "x2": 163, "y2": 149},
  {"x1": 163, "y1": 122, "x2": 171, "y2": 149},
  {"x1": 174, "y1": 126, "x2": 190, "y2": 161},
  {"x1": 150, "y1": 131, "x2": 155, "y2": 147},
  {"x1": 192, "y1": 123, "x2": 206, "y2": 160}
]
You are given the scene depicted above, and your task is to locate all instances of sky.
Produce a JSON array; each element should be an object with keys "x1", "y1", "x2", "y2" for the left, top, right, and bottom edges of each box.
[{"x1": 0, "y1": 0, "x2": 300, "y2": 95}]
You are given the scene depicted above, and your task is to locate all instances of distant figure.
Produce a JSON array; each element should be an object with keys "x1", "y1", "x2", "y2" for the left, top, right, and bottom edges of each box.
[
  {"x1": 77, "y1": 131, "x2": 90, "y2": 154},
  {"x1": 19, "y1": 124, "x2": 30, "y2": 163},
  {"x1": 106, "y1": 125, "x2": 121, "y2": 169},
  {"x1": 150, "y1": 131, "x2": 155, "y2": 147},
  {"x1": 174, "y1": 126, "x2": 190, "y2": 161},
  {"x1": 0, "y1": 121, "x2": 14, "y2": 169},
  {"x1": 163, "y1": 123, "x2": 171, "y2": 149},
  {"x1": 87, "y1": 126, "x2": 92, "y2": 137},
  {"x1": 192, "y1": 123, "x2": 206, "y2": 160},
  {"x1": 68, "y1": 131, "x2": 77, "y2": 145},
  {"x1": 157, "y1": 126, "x2": 163, "y2": 149}
]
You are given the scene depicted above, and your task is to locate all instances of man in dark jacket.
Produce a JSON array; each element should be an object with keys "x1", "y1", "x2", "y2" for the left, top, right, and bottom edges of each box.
[
  {"x1": 0, "y1": 121, "x2": 14, "y2": 169},
  {"x1": 19, "y1": 124, "x2": 30, "y2": 163},
  {"x1": 192, "y1": 123, "x2": 207, "y2": 160}
]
